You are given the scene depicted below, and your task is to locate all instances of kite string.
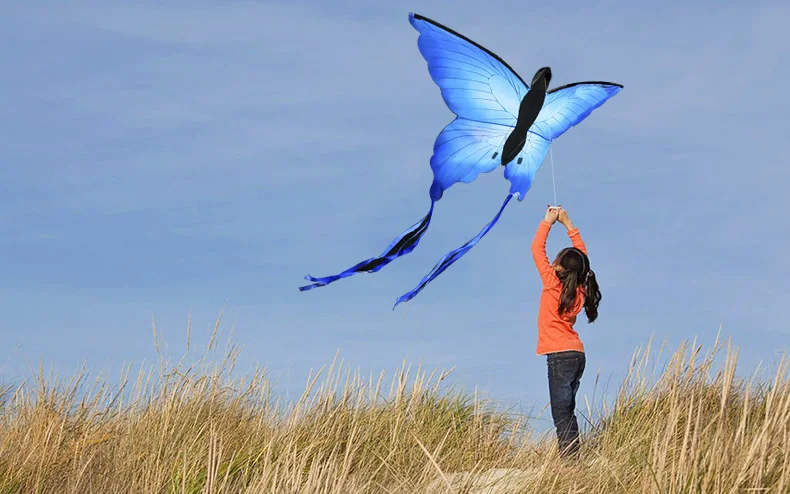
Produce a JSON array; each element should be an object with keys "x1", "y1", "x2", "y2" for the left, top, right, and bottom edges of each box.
[{"x1": 549, "y1": 144, "x2": 558, "y2": 206}]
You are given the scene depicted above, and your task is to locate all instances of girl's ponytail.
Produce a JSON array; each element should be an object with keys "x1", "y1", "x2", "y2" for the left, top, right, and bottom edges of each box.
[
  {"x1": 583, "y1": 269, "x2": 602, "y2": 323},
  {"x1": 555, "y1": 247, "x2": 602, "y2": 323}
]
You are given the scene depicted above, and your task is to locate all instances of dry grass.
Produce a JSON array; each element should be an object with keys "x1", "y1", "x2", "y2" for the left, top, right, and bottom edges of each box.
[{"x1": 0, "y1": 325, "x2": 788, "y2": 493}]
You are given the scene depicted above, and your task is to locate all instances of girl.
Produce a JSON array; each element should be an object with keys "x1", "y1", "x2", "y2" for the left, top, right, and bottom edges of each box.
[{"x1": 531, "y1": 207, "x2": 601, "y2": 456}]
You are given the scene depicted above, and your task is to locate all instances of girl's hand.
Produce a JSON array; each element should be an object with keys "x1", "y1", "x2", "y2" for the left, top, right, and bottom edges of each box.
[
  {"x1": 557, "y1": 209, "x2": 574, "y2": 229},
  {"x1": 544, "y1": 207, "x2": 560, "y2": 224}
]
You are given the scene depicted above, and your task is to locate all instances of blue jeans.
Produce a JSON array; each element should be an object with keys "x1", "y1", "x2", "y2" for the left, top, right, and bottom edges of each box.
[{"x1": 547, "y1": 350, "x2": 586, "y2": 456}]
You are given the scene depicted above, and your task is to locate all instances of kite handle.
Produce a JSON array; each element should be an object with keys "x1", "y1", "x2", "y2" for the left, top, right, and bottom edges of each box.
[{"x1": 547, "y1": 204, "x2": 562, "y2": 210}]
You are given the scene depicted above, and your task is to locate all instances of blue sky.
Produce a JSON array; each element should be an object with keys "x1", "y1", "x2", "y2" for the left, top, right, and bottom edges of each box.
[{"x1": 1, "y1": 0, "x2": 789, "y2": 428}]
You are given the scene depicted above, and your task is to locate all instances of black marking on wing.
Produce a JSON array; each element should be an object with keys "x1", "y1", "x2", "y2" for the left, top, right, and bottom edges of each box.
[{"x1": 548, "y1": 81, "x2": 624, "y2": 93}]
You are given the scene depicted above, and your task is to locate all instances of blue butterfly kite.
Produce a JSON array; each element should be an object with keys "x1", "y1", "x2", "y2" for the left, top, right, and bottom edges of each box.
[{"x1": 300, "y1": 12, "x2": 622, "y2": 308}]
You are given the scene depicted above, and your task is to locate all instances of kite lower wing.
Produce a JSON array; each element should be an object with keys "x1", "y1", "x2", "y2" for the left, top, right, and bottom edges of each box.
[
  {"x1": 504, "y1": 132, "x2": 551, "y2": 201},
  {"x1": 429, "y1": 118, "x2": 548, "y2": 201},
  {"x1": 429, "y1": 118, "x2": 511, "y2": 200}
]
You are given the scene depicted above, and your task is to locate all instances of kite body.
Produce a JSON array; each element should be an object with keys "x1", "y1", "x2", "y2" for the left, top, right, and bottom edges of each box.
[
  {"x1": 501, "y1": 67, "x2": 551, "y2": 166},
  {"x1": 301, "y1": 12, "x2": 622, "y2": 307}
]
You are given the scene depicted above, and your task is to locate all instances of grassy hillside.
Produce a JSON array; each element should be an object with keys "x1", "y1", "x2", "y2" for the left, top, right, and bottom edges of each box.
[{"x1": 0, "y1": 329, "x2": 788, "y2": 493}]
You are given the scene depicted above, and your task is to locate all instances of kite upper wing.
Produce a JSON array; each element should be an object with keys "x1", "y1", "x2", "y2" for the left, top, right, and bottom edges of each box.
[
  {"x1": 530, "y1": 82, "x2": 623, "y2": 141},
  {"x1": 409, "y1": 13, "x2": 528, "y2": 127},
  {"x1": 410, "y1": 12, "x2": 540, "y2": 200}
]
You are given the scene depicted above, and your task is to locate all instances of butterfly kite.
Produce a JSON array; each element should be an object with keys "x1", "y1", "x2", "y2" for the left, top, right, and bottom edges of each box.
[{"x1": 300, "y1": 12, "x2": 622, "y2": 308}]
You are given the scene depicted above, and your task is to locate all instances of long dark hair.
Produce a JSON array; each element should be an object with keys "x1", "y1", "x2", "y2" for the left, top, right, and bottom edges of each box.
[{"x1": 554, "y1": 247, "x2": 601, "y2": 323}]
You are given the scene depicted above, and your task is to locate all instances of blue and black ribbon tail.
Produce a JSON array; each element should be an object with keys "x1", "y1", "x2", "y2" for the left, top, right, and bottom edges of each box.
[
  {"x1": 299, "y1": 201, "x2": 435, "y2": 292},
  {"x1": 393, "y1": 193, "x2": 514, "y2": 309}
]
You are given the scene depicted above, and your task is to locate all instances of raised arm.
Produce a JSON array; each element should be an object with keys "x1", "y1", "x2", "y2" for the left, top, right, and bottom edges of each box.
[
  {"x1": 531, "y1": 209, "x2": 560, "y2": 285},
  {"x1": 558, "y1": 209, "x2": 587, "y2": 255}
]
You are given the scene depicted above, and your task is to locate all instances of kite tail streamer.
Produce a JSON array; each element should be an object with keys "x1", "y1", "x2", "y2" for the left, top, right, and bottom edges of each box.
[
  {"x1": 393, "y1": 193, "x2": 514, "y2": 309},
  {"x1": 299, "y1": 201, "x2": 435, "y2": 292}
]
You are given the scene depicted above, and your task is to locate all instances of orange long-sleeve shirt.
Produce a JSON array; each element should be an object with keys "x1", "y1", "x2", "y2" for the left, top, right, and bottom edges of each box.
[{"x1": 531, "y1": 221, "x2": 588, "y2": 355}]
